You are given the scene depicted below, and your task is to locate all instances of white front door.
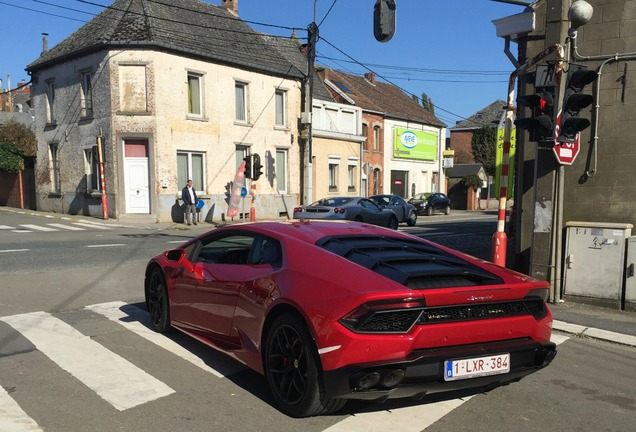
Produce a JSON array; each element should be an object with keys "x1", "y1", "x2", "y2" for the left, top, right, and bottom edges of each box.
[{"x1": 124, "y1": 157, "x2": 150, "y2": 214}]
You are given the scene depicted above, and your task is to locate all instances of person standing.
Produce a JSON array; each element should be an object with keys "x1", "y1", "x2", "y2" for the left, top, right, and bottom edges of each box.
[{"x1": 181, "y1": 179, "x2": 198, "y2": 225}]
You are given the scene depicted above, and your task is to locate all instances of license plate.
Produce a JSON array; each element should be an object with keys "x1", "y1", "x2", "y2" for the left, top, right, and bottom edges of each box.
[{"x1": 444, "y1": 353, "x2": 510, "y2": 381}]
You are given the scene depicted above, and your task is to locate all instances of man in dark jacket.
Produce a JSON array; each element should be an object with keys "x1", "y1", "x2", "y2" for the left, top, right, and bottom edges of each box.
[{"x1": 181, "y1": 179, "x2": 198, "y2": 225}]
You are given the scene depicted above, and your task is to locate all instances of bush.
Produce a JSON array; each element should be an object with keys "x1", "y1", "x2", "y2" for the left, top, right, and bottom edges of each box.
[{"x1": 0, "y1": 141, "x2": 24, "y2": 173}]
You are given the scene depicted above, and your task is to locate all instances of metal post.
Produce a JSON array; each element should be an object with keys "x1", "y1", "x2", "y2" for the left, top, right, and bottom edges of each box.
[
  {"x1": 249, "y1": 181, "x2": 256, "y2": 222},
  {"x1": 97, "y1": 129, "x2": 108, "y2": 220}
]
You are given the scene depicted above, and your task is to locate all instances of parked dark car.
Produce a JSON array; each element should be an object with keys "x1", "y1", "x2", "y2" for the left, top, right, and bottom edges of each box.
[
  {"x1": 293, "y1": 196, "x2": 399, "y2": 229},
  {"x1": 409, "y1": 192, "x2": 452, "y2": 216},
  {"x1": 369, "y1": 194, "x2": 417, "y2": 226}
]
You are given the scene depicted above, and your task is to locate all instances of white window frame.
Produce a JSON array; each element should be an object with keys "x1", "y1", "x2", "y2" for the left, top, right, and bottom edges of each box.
[
  {"x1": 45, "y1": 79, "x2": 55, "y2": 124},
  {"x1": 276, "y1": 149, "x2": 288, "y2": 193},
  {"x1": 275, "y1": 89, "x2": 286, "y2": 127},
  {"x1": 177, "y1": 151, "x2": 206, "y2": 193},
  {"x1": 328, "y1": 157, "x2": 340, "y2": 192},
  {"x1": 80, "y1": 71, "x2": 93, "y2": 118},
  {"x1": 235, "y1": 81, "x2": 249, "y2": 123},
  {"x1": 187, "y1": 72, "x2": 204, "y2": 117},
  {"x1": 49, "y1": 142, "x2": 60, "y2": 194},
  {"x1": 348, "y1": 159, "x2": 358, "y2": 192},
  {"x1": 84, "y1": 147, "x2": 100, "y2": 192},
  {"x1": 236, "y1": 145, "x2": 250, "y2": 171},
  {"x1": 373, "y1": 125, "x2": 381, "y2": 152}
]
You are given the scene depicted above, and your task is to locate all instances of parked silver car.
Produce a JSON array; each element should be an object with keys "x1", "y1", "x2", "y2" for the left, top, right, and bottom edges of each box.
[
  {"x1": 369, "y1": 194, "x2": 417, "y2": 226},
  {"x1": 293, "y1": 197, "x2": 399, "y2": 229}
]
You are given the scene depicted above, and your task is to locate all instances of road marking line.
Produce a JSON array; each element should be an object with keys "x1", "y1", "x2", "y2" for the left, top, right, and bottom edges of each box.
[
  {"x1": 46, "y1": 223, "x2": 85, "y2": 231},
  {"x1": 0, "y1": 386, "x2": 43, "y2": 432},
  {"x1": 0, "y1": 249, "x2": 29, "y2": 253},
  {"x1": 72, "y1": 223, "x2": 112, "y2": 230},
  {"x1": 324, "y1": 396, "x2": 475, "y2": 432},
  {"x1": 0, "y1": 311, "x2": 175, "y2": 411},
  {"x1": 86, "y1": 301, "x2": 239, "y2": 378},
  {"x1": 551, "y1": 333, "x2": 570, "y2": 345},
  {"x1": 18, "y1": 224, "x2": 57, "y2": 232},
  {"x1": 0, "y1": 225, "x2": 15, "y2": 230},
  {"x1": 85, "y1": 244, "x2": 126, "y2": 248}
]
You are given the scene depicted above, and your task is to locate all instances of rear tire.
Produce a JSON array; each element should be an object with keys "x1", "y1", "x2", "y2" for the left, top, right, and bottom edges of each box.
[
  {"x1": 445, "y1": 205, "x2": 451, "y2": 215},
  {"x1": 264, "y1": 314, "x2": 346, "y2": 418},
  {"x1": 407, "y1": 211, "x2": 417, "y2": 227}
]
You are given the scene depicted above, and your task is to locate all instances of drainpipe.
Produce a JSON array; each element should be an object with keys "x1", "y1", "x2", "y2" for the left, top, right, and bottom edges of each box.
[{"x1": 97, "y1": 129, "x2": 109, "y2": 220}]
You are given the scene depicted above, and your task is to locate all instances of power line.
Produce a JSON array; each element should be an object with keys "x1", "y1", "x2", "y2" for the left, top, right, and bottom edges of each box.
[
  {"x1": 0, "y1": 0, "x2": 87, "y2": 22},
  {"x1": 317, "y1": 0, "x2": 338, "y2": 28}
]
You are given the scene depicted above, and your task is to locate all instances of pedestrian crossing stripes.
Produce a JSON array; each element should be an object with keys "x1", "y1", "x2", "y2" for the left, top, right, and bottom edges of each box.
[
  {"x1": 0, "y1": 303, "x2": 573, "y2": 432},
  {"x1": 0, "y1": 223, "x2": 113, "y2": 232},
  {"x1": 0, "y1": 311, "x2": 175, "y2": 411}
]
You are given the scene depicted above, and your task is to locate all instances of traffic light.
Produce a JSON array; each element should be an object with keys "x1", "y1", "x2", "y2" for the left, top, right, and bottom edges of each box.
[
  {"x1": 243, "y1": 155, "x2": 252, "y2": 179},
  {"x1": 373, "y1": 0, "x2": 396, "y2": 42},
  {"x1": 515, "y1": 86, "x2": 556, "y2": 143},
  {"x1": 252, "y1": 153, "x2": 263, "y2": 181},
  {"x1": 557, "y1": 65, "x2": 598, "y2": 143}
]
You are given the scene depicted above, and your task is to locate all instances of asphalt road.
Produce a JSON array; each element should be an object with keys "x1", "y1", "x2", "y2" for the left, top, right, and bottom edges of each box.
[{"x1": 1, "y1": 210, "x2": 634, "y2": 432}]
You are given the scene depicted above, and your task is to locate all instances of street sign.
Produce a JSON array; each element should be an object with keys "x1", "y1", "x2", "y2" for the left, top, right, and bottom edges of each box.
[{"x1": 553, "y1": 110, "x2": 580, "y2": 165}]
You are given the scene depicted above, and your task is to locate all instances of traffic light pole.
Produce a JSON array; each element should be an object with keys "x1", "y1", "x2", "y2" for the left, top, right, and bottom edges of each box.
[{"x1": 492, "y1": 43, "x2": 564, "y2": 267}]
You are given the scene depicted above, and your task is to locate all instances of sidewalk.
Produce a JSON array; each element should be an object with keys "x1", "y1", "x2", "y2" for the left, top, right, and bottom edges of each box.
[{"x1": 2, "y1": 206, "x2": 635, "y2": 347}]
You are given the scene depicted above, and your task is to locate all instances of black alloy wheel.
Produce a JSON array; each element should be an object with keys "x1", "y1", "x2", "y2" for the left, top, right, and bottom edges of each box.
[
  {"x1": 264, "y1": 315, "x2": 345, "y2": 417},
  {"x1": 146, "y1": 267, "x2": 171, "y2": 333}
]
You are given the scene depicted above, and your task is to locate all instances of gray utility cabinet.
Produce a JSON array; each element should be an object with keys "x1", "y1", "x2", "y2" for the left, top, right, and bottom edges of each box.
[
  {"x1": 563, "y1": 221, "x2": 633, "y2": 309},
  {"x1": 624, "y1": 237, "x2": 636, "y2": 311}
]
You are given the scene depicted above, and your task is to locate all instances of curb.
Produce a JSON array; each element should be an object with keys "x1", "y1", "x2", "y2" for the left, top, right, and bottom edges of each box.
[{"x1": 553, "y1": 320, "x2": 636, "y2": 348}]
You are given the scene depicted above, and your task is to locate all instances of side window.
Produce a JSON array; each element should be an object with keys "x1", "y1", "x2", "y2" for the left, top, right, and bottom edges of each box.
[
  {"x1": 194, "y1": 235, "x2": 254, "y2": 265},
  {"x1": 249, "y1": 236, "x2": 282, "y2": 266}
]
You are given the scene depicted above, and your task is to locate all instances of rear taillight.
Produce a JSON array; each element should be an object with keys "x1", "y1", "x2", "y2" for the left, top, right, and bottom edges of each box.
[
  {"x1": 333, "y1": 207, "x2": 345, "y2": 214},
  {"x1": 340, "y1": 298, "x2": 425, "y2": 333},
  {"x1": 527, "y1": 288, "x2": 549, "y2": 303},
  {"x1": 294, "y1": 207, "x2": 302, "y2": 212}
]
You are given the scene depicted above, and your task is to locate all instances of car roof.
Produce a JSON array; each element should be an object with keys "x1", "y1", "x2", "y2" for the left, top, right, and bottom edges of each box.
[{"x1": 214, "y1": 220, "x2": 403, "y2": 244}]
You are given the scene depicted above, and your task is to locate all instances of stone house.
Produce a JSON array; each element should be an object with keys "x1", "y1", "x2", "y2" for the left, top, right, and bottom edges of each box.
[
  {"x1": 320, "y1": 68, "x2": 446, "y2": 199},
  {"x1": 26, "y1": 0, "x2": 304, "y2": 223}
]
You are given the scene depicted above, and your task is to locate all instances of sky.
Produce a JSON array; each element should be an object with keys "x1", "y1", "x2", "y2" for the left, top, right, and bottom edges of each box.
[{"x1": 0, "y1": 0, "x2": 528, "y2": 128}]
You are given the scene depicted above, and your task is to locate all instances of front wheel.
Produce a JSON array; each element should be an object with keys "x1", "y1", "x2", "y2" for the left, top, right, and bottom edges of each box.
[
  {"x1": 445, "y1": 205, "x2": 451, "y2": 215},
  {"x1": 426, "y1": 206, "x2": 433, "y2": 216},
  {"x1": 264, "y1": 314, "x2": 346, "y2": 417},
  {"x1": 146, "y1": 267, "x2": 172, "y2": 333}
]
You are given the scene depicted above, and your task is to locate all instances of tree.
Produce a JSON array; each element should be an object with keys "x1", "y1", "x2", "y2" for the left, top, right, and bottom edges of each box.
[
  {"x1": 419, "y1": 92, "x2": 435, "y2": 114},
  {"x1": 453, "y1": 149, "x2": 473, "y2": 164},
  {"x1": 462, "y1": 173, "x2": 483, "y2": 191},
  {"x1": 471, "y1": 126, "x2": 497, "y2": 177},
  {"x1": 0, "y1": 119, "x2": 37, "y2": 158}
]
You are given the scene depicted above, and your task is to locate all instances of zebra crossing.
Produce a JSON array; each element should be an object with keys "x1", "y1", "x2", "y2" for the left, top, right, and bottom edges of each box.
[
  {"x1": 0, "y1": 222, "x2": 112, "y2": 233},
  {"x1": 0, "y1": 302, "x2": 572, "y2": 432}
]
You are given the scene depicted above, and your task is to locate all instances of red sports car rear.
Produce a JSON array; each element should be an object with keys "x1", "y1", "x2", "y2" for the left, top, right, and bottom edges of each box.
[{"x1": 144, "y1": 220, "x2": 556, "y2": 418}]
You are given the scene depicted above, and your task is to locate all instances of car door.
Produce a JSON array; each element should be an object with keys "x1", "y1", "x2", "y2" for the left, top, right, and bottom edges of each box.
[
  {"x1": 359, "y1": 198, "x2": 388, "y2": 225},
  {"x1": 170, "y1": 232, "x2": 254, "y2": 337},
  {"x1": 390, "y1": 196, "x2": 406, "y2": 220}
]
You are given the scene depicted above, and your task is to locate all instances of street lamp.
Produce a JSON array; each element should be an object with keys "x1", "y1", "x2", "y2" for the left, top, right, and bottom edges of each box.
[{"x1": 568, "y1": 0, "x2": 593, "y2": 37}]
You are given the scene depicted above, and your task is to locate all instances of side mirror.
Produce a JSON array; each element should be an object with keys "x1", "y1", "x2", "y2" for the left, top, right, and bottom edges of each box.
[{"x1": 166, "y1": 249, "x2": 184, "y2": 262}]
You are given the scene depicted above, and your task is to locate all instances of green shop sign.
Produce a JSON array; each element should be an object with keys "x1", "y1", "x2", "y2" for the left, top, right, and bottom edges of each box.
[{"x1": 393, "y1": 127, "x2": 438, "y2": 161}]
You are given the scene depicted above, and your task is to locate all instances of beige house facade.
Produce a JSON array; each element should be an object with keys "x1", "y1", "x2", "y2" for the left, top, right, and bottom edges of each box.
[
  {"x1": 27, "y1": 0, "x2": 304, "y2": 223},
  {"x1": 310, "y1": 100, "x2": 365, "y2": 202}
]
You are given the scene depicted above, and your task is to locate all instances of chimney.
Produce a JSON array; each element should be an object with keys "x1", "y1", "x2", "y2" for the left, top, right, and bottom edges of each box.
[
  {"x1": 364, "y1": 72, "x2": 376, "y2": 83},
  {"x1": 221, "y1": 0, "x2": 238, "y2": 15},
  {"x1": 42, "y1": 33, "x2": 49, "y2": 53}
]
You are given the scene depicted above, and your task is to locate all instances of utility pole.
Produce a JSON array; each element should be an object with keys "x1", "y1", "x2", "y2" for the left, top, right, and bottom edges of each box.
[{"x1": 301, "y1": 22, "x2": 318, "y2": 205}]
